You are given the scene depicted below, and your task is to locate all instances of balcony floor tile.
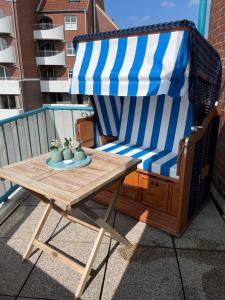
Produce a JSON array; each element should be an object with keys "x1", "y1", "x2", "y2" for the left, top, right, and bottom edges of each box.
[
  {"x1": 114, "y1": 211, "x2": 173, "y2": 248},
  {"x1": 0, "y1": 238, "x2": 41, "y2": 296},
  {"x1": 174, "y1": 200, "x2": 225, "y2": 251},
  {"x1": 101, "y1": 244, "x2": 182, "y2": 300},
  {"x1": 19, "y1": 241, "x2": 109, "y2": 300},
  {"x1": 0, "y1": 204, "x2": 61, "y2": 241}
]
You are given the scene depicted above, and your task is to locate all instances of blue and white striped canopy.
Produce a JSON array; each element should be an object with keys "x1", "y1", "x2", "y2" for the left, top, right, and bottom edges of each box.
[{"x1": 70, "y1": 30, "x2": 190, "y2": 98}]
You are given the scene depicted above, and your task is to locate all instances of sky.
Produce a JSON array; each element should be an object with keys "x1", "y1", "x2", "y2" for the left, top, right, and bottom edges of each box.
[{"x1": 104, "y1": 0, "x2": 211, "y2": 35}]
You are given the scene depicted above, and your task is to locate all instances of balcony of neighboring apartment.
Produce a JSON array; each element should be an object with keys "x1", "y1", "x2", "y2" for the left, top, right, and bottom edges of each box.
[
  {"x1": 0, "y1": 15, "x2": 12, "y2": 35},
  {"x1": 0, "y1": 38, "x2": 16, "y2": 64},
  {"x1": 0, "y1": 66, "x2": 20, "y2": 95},
  {"x1": 36, "y1": 49, "x2": 66, "y2": 66},
  {"x1": 33, "y1": 16, "x2": 64, "y2": 41}
]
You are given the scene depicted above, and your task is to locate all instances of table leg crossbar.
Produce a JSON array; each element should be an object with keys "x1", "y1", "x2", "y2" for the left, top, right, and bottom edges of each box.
[{"x1": 23, "y1": 179, "x2": 131, "y2": 299}]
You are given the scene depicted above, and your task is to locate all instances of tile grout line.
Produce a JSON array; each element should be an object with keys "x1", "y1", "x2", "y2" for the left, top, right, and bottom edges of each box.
[
  {"x1": 15, "y1": 215, "x2": 63, "y2": 300},
  {"x1": 172, "y1": 236, "x2": 186, "y2": 300},
  {"x1": 99, "y1": 210, "x2": 117, "y2": 300}
]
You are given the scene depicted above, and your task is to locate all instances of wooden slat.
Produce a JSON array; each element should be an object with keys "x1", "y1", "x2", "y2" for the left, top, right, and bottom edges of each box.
[
  {"x1": 45, "y1": 110, "x2": 56, "y2": 146},
  {"x1": 37, "y1": 112, "x2": 48, "y2": 154},
  {"x1": 54, "y1": 110, "x2": 73, "y2": 144},
  {"x1": 28, "y1": 115, "x2": 41, "y2": 157},
  {"x1": 17, "y1": 118, "x2": 32, "y2": 160},
  {"x1": 33, "y1": 239, "x2": 85, "y2": 274}
]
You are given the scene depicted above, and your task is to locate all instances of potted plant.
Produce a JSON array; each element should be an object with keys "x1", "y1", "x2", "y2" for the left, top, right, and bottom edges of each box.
[
  {"x1": 74, "y1": 140, "x2": 87, "y2": 161},
  {"x1": 63, "y1": 137, "x2": 73, "y2": 160},
  {"x1": 50, "y1": 139, "x2": 62, "y2": 163}
]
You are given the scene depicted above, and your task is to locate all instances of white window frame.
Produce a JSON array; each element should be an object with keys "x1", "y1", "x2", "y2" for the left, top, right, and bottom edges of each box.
[
  {"x1": 66, "y1": 42, "x2": 75, "y2": 56},
  {"x1": 64, "y1": 16, "x2": 77, "y2": 31},
  {"x1": 68, "y1": 68, "x2": 74, "y2": 79}
]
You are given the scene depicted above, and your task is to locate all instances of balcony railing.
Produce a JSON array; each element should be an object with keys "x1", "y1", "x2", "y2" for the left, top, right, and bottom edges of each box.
[
  {"x1": 0, "y1": 105, "x2": 93, "y2": 222},
  {"x1": 0, "y1": 16, "x2": 12, "y2": 34},
  {"x1": 0, "y1": 46, "x2": 16, "y2": 64},
  {"x1": 33, "y1": 23, "x2": 64, "y2": 40},
  {"x1": 40, "y1": 78, "x2": 70, "y2": 93},
  {"x1": 0, "y1": 78, "x2": 21, "y2": 94},
  {"x1": 36, "y1": 50, "x2": 66, "y2": 65}
]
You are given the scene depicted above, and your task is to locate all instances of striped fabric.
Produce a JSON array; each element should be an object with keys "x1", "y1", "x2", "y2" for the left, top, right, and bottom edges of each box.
[
  {"x1": 91, "y1": 95, "x2": 124, "y2": 136},
  {"x1": 70, "y1": 30, "x2": 190, "y2": 98},
  {"x1": 97, "y1": 93, "x2": 192, "y2": 179}
]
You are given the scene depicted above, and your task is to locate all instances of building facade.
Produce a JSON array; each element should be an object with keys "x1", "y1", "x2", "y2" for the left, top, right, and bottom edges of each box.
[
  {"x1": 208, "y1": 0, "x2": 225, "y2": 204},
  {"x1": 0, "y1": 0, "x2": 118, "y2": 114}
]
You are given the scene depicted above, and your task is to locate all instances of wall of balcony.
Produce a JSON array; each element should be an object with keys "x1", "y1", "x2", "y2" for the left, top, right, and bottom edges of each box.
[
  {"x1": 33, "y1": 24, "x2": 64, "y2": 40},
  {"x1": 0, "y1": 109, "x2": 23, "y2": 120},
  {"x1": 0, "y1": 47, "x2": 16, "y2": 64},
  {"x1": 0, "y1": 80, "x2": 21, "y2": 95},
  {"x1": 0, "y1": 16, "x2": 12, "y2": 34},
  {"x1": 36, "y1": 51, "x2": 66, "y2": 66},
  {"x1": 40, "y1": 80, "x2": 70, "y2": 93}
]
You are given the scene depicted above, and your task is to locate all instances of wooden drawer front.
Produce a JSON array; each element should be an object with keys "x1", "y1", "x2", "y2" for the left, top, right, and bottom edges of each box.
[
  {"x1": 123, "y1": 187, "x2": 139, "y2": 201},
  {"x1": 124, "y1": 171, "x2": 139, "y2": 187},
  {"x1": 139, "y1": 175, "x2": 171, "y2": 213}
]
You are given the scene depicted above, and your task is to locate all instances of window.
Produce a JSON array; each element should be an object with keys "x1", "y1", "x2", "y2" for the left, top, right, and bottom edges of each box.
[
  {"x1": 64, "y1": 16, "x2": 77, "y2": 30},
  {"x1": 0, "y1": 38, "x2": 7, "y2": 50},
  {"x1": 66, "y1": 42, "x2": 75, "y2": 56},
  {"x1": 69, "y1": 0, "x2": 80, "y2": 2},
  {"x1": 0, "y1": 95, "x2": 17, "y2": 109},
  {"x1": 68, "y1": 68, "x2": 73, "y2": 79},
  {"x1": 0, "y1": 66, "x2": 10, "y2": 79}
]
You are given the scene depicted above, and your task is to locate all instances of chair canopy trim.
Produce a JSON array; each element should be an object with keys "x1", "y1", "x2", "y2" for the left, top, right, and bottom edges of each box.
[{"x1": 70, "y1": 29, "x2": 190, "y2": 98}]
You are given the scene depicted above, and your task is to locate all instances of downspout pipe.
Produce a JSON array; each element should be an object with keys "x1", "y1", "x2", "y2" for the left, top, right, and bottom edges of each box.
[
  {"x1": 93, "y1": 0, "x2": 96, "y2": 33},
  {"x1": 198, "y1": 0, "x2": 208, "y2": 36}
]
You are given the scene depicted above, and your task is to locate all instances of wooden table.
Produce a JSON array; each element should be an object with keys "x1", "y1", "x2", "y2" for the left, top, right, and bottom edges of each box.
[{"x1": 0, "y1": 148, "x2": 140, "y2": 299}]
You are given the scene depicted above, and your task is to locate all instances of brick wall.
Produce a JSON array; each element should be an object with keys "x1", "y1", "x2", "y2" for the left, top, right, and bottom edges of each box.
[{"x1": 208, "y1": 0, "x2": 225, "y2": 200}]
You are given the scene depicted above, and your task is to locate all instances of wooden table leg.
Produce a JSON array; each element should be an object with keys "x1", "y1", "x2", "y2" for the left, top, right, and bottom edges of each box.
[
  {"x1": 23, "y1": 199, "x2": 54, "y2": 261},
  {"x1": 75, "y1": 178, "x2": 132, "y2": 298}
]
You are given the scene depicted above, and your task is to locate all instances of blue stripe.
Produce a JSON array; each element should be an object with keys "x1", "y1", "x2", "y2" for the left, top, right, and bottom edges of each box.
[
  {"x1": 136, "y1": 97, "x2": 151, "y2": 146},
  {"x1": 124, "y1": 97, "x2": 136, "y2": 143},
  {"x1": 78, "y1": 42, "x2": 93, "y2": 94},
  {"x1": 147, "y1": 32, "x2": 171, "y2": 95},
  {"x1": 110, "y1": 96, "x2": 121, "y2": 134},
  {"x1": 164, "y1": 97, "x2": 181, "y2": 151},
  {"x1": 143, "y1": 150, "x2": 168, "y2": 171},
  {"x1": 149, "y1": 95, "x2": 165, "y2": 149},
  {"x1": 93, "y1": 39, "x2": 109, "y2": 95},
  {"x1": 109, "y1": 38, "x2": 128, "y2": 95},
  {"x1": 97, "y1": 96, "x2": 113, "y2": 136},
  {"x1": 183, "y1": 102, "x2": 193, "y2": 137},
  {"x1": 168, "y1": 31, "x2": 189, "y2": 97},
  {"x1": 160, "y1": 156, "x2": 177, "y2": 177},
  {"x1": 101, "y1": 142, "x2": 126, "y2": 153},
  {"x1": 128, "y1": 35, "x2": 148, "y2": 96}
]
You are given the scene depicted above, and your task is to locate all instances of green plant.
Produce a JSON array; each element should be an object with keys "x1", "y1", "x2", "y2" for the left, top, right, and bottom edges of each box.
[
  {"x1": 76, "y1": 140, "x2": 83, "y2": 151},
  {"x1": 50, "y1": 139, "x2": 61, "y2": 151},
  {"x1": 64, "y1": 137, "x2": 72, "y2": 148}
]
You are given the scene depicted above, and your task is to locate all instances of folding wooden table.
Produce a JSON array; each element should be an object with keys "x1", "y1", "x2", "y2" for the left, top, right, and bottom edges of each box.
[{"x1": 0, "y1": 148, "x2": 140, "y2": 299}]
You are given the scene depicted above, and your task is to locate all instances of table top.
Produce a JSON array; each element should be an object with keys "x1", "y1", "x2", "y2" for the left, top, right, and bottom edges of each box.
[{"x1": 0, "y1": 148, "x2": 141, "y2": 206}]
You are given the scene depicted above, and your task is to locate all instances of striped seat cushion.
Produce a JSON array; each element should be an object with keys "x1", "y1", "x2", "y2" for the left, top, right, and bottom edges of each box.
[
  {"x1": 96, "y1": 94, "x2": 192, "y2": 179},
  {"x1": 98, "y1": 141, "x2": 179, "y2": 178}
]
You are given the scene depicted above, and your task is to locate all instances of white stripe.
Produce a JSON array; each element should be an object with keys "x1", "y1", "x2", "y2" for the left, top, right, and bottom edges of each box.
[
  {"x1": 130, "y1": 97, "x2": 143, "y2": 145},
  {"x1": 157, "y1": 31, "x2": 184, "y2": 95},
  {"x1": 115, "y1": 96, "x2": 122, "y2": 118},
  {"x1": 143, "y1": 96, "x2": 157, "y2": 147},
  {"x1": 97, "y1": 141, "x2": 120, "y2": 151},
  {"x1": 138, "y1": 149, "x2": 160, "y2": 169},
  {"x1": 136, "y1": 34, "x2": 160, "y2": 96},
  {"x1": 119, "y1": 97, "x2": 130, "y2": 141},
  {"x1": 71, "y1": 42, "x2": 86, "y2": 94},
  {"x1": 157, "y1": 95, "x2": 172, "y2": 149},
  {"x1": 104, "y1": 96, "x2": 118, "y2": 136},
  {"x1": 108, "y1": 143, "x2": 131, "y2": 154},
  {"x1": 85, "y1": 41, "x2": 102, "y2": 95},
  {"x1": 101, "y1": 38, "x2": 119, "y2": 95},
  {"x1": 169, "y1": 164, "x2": 178, "y2": 179},
  {"x1": 180, "y1": 61, "x2": 190, "y2": 96},
  {"x1": 172, "y1": 93, "x2": 189, "y2": 153},
  {"x1": 151, "y1": 152, "x2": 177, "y2": 174},
  {"x1": 93, "y1": 96, "x2": 107, "y2": 135},
  {"x1": 123, "y1": 147, "x2": 146, "y2": 157},
  {"x1": 118, "y1": 36, "x2": 138, "y2": 96}
]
